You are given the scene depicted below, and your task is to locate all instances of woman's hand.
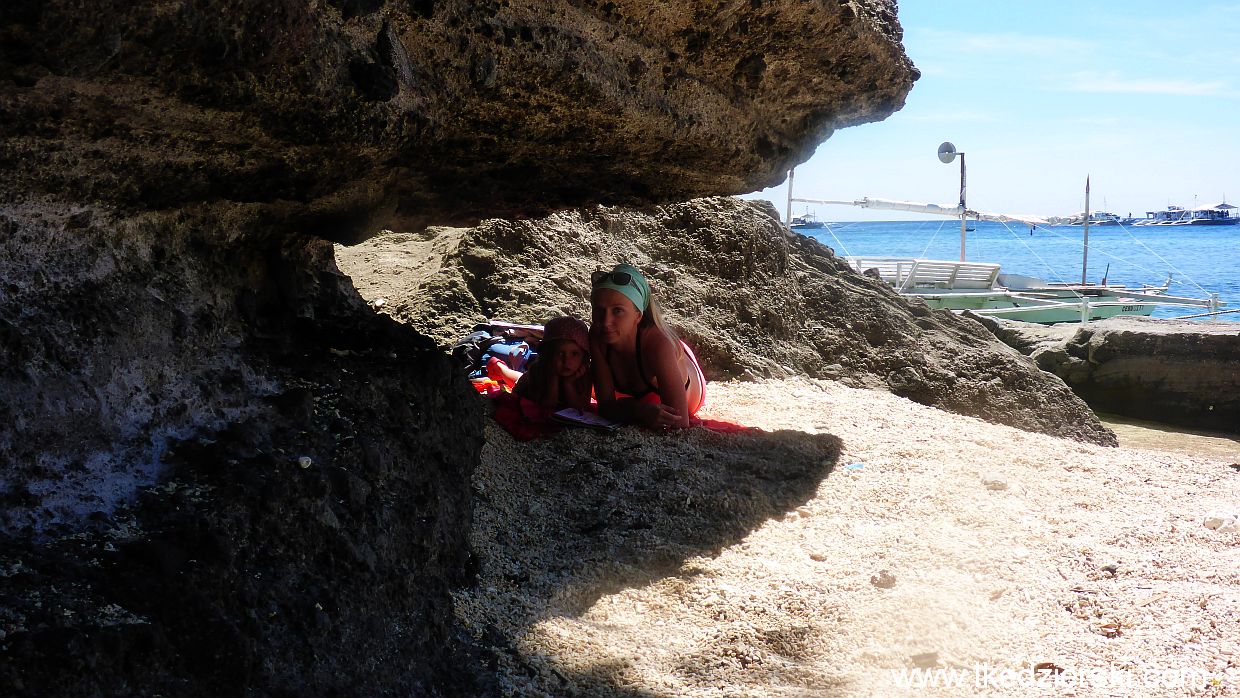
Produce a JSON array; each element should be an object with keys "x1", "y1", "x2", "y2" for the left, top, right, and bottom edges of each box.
[{"x1": 639, "y1": 401, "x2": 682, "y2": 430}]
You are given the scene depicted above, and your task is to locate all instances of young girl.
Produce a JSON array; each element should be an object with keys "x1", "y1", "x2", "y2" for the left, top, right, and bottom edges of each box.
[{"x1": 513, "y1": 315, "x2": 592, "y2": 413}]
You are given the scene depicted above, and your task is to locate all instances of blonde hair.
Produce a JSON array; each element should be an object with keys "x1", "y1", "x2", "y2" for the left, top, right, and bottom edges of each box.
[{"x1": 638, "y1": 289, "x2": 680, "y2": 346}]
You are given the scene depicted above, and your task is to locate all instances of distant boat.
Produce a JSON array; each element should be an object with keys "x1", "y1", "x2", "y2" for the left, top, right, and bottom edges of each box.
[
  {"x1": 1047, "y1": 211, "x2": 1122, "y2": 226},
  {"x1": 1081, "y1": 211, "x2": 1121, "y2": 226},
  {"x1": 788, "y1": 212, "x2": 825, "y2": 230},
  {"x1": 1135, "y1": 203, "x2": 1238, "y2": 226}
]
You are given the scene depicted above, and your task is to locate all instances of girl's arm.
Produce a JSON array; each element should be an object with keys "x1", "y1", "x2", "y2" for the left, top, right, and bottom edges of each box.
[
  {"x1": 514, "y1": 362, "x2": 557, "y2": 408},
  {"x1": 561, "y1": 367, "x2": 591, "y2": 412},
  {"x1": 539, "y1": 367, "x2": 561, "y2": 408}
]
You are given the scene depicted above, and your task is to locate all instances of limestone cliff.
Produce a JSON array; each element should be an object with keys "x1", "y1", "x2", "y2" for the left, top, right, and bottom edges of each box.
[
  {"x1": 1, "y1": 0, "x2": 916, "y2": 694},
  {"x1": 1, "y1": 0, "x2": 915, "y2": 241}
]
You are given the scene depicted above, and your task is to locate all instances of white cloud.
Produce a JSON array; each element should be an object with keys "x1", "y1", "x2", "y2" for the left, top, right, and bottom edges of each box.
[
  {"x1": 897, "y1": 109, "x2": 1000, "y2": 125},
  {"x1": 909, "y1": 29, "x2": 1090, "y2": 59},
  {"x1": 1061, "y1": 71, "x2": 1227, "y2": 96}
]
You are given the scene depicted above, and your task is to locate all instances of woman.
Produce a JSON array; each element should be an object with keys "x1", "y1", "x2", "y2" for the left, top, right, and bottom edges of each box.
[{"x1": 590, "y1": 263, "x2": 705, "y2": 429}]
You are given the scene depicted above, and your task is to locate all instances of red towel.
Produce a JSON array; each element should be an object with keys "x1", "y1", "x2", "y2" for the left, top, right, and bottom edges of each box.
[
  {"x1": 490, "y1": 392, "x2": 562, "y2": 441},
  {"x1": 490, "y1": 390, "x2": 755, "y2": 440}
]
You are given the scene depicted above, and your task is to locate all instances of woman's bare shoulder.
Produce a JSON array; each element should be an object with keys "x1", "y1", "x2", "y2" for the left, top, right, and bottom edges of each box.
[{"x1": 640, "y1": 325, "x2": 678, "y2": 359}]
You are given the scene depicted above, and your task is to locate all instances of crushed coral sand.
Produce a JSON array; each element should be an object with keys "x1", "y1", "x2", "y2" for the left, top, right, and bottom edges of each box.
[{"x1": 453, "y1": 377, "x2": 1240, "y2": 697}]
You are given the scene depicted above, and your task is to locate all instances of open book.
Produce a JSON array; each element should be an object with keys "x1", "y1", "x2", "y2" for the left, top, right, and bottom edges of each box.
[{"x1": 552, "y1": 408, "x2": 619, "y2": 431}]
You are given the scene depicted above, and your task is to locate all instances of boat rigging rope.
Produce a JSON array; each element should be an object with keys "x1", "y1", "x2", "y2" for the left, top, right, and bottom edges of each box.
[
  {"x1": 993, "y1": 220, "x2": 1082, "y2": 293},
  {"x1": 1024, "y1": 223, "x2": 1206, "y2": 293},
  {"x1": 818, "y1": 221, "x2": 856, "y2": 258},
  {"x1": 1113, "y1": 222, "x2": 1214, "y2": 297},
  {"x1": 918, "y1": 218, "x2": 949, "y2": 258},
  {"x1": 1175, "y1": 306, "x2": 1240, "y2": 320}
]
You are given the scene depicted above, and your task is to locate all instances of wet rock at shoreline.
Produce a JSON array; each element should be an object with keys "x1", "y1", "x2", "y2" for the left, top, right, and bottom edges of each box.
[{"x1": 982, "y1": 317, "x2": 1240, "y2": 435}]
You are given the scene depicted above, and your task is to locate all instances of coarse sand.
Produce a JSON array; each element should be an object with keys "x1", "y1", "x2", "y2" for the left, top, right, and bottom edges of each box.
[{"x1": 453, "y1": 377, "x2": 1240, "y2": 697}]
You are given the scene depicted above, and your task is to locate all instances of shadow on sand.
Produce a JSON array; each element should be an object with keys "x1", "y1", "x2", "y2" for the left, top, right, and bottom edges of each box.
[{"x1": 459, "y1": 419, "x2": 844, "y2": 696}]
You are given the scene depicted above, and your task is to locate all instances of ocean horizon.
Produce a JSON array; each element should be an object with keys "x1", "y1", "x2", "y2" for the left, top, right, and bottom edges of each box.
[{"x1": 806, "y1": 220, "x2": 1240, "y2": 322}]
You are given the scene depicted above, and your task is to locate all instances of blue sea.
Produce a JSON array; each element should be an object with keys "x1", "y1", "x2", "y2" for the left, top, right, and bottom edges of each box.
[{"x1": 808, "y1": 220, "x2": 1240, "y2": 321}]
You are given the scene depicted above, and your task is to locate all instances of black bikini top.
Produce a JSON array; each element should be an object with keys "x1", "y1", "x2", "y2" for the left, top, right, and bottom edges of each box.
[{"x1": 608, "y1": 328, "x2": 689, "y2": 396}]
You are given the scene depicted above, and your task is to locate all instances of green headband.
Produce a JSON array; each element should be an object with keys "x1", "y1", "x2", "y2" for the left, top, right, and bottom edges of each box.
[{"x1": 591, "y1": 263, "x2": 650, "y2": 313}]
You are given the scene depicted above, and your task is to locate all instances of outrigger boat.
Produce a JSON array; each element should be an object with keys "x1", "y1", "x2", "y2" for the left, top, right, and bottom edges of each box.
[
  {"x1": 784, "y1": 152, "x2": 1224, "y2": 324},
  {"x1": 1134, "y1": 203, "x2": 1238, "y2": 226},
  {"x1": 836, "y1": 255, "x2": 1215, "y2": 323}
]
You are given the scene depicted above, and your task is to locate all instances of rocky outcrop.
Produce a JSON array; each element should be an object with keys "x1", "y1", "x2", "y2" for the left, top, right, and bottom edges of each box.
[
  {"x1": 0, "y1": 0, "x2": 916, "y2": 241},
  {"x1": 2, "y1": 0, "x2": 917, "y2": 693},
  {"x1": 338, "y1": 197, "x2": 1118, "y2": 445},
  {"x1": 0, "y1": 211, "x2": 492, "y2": 695},
  {"x1": 980, "y1": 316, "x2": 1240, "y2": 434}
]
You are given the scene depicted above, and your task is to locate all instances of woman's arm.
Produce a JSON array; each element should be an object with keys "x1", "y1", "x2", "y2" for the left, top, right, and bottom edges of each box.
[
  {"x1": 589, "y1": 332, "x2": 616, "y2": 406},
  {"x1": 590, "y1": 332, "x2": 673, "y2": 427},
  {"x1": 643, "y1": 328, "x2": 691, "y2": 428}
]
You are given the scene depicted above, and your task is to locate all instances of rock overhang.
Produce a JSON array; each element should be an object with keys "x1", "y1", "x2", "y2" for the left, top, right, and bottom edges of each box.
[{"x1": 0, "y1": 0, "x2": 917, "y2": 242}]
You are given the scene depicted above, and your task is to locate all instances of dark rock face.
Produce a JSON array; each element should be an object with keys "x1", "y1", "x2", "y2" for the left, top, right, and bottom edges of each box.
[
  {"x1": 0, "y1": 210, "x2": 489, "y2": 694},
  {"x1": 0, "y1": 0, "x2": 916, "y2": 241},
  {"x1": 2, "y1": 0, "x2": 916, "y2": 693},
  {"x1": 981, "y1": 317, "x2": 1240, "y2": 434},
  {"x1": 339, "y1": 197, "x2": 1118, "y2": 446}
]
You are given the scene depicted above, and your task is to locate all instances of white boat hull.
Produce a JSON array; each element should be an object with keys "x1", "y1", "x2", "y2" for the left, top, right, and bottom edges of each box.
[
  {"x1": 846, "y1": 255, "x2": 1215, "y2": 325},
  {"x1": 910, "y1": 293, "x2": 1156, "y2": 323}
]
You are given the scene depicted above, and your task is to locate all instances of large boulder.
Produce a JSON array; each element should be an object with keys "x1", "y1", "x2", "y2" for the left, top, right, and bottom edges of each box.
[
  {"x1": 338, "y1": 197, "x2": 1118, "y2": 445},
  {"x1": 0, "y1": 0, "x2": 917, "y2": 693},
  {"x1": 0, "y1": 214, "x2": 491, "y2": 695},
  {"x1": 980, "y1": 316, "x2": 1240, "y2": 434}
]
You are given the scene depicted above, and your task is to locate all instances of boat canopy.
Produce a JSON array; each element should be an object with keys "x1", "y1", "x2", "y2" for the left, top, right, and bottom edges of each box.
[{"x1": 794, "y1": 196, "x2": 1048, "y2": 226}]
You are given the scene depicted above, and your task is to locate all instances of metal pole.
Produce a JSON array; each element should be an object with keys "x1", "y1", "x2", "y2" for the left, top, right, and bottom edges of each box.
[
  {"x1": 959, "y1": 153, "x2": 967, "y2": 261},
  {"x1": 786, "y1": 168, "x2": 795, "y2": 229},
  {"x1": 1081, "y1": 176, "x2": 1091, "y2": 285}
]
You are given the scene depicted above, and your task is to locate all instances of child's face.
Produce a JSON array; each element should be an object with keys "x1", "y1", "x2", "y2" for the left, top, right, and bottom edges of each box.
[{"x1": 551, "y1": 342, "x2": 585, "y2": 377}]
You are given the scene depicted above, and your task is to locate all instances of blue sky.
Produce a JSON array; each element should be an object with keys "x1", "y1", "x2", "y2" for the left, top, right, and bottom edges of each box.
[{"x1": 743, "y1": 1, "x2": 1240, "y2": 221}]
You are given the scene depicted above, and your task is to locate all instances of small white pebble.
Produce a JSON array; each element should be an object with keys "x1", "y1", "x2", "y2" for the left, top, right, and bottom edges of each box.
[
  {"x1": 982, "y1": 473, "x2": 1009, "y2": 491},
  {"x1": 298, "y1": 456, "x2": 313, "y2": 469},
  {"x1": 1203, "y1": 514, "x2": 1235, "y2": 530}
]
